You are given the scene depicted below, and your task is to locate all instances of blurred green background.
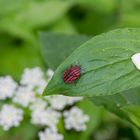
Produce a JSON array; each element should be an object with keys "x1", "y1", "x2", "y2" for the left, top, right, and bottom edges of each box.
[{"x1": 0, "y1": 0, "x2": 140, "y2": 140}]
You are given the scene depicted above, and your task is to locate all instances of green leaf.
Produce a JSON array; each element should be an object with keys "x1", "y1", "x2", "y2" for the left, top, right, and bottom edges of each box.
[
  {"x1": 89, "y1": 94, "x2": 127, "y2": 117},
  {"x1": 122, "y1": 86, "x2": 140, "y2": 105},
  {"x1": 42, "y1": 28, "x2": 140, "y2": 127},
  {"x1": 39, "y1": 32, "x2": 90, "y2": 70},
  {"x1": 0, "y1": 0, "x2": 74, "y2": 43},
  {"x1": 43, "y1": 28, "x2": 140, "y2": 97},
  {"x1": 121, "y1": 105, "x2": 140, "y2": 127},
  {"x1": 89, "y1": 93, "x2": 140, "y2": 127},
  {"x1": 12, "y1": 0, "x2": 74, "y2": 28}
]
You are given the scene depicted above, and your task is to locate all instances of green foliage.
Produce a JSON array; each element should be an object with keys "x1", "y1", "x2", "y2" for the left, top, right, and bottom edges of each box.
[
  {"x1": 0, "y1": 0, "x2": 74, "y2": 42},
  {"x1": 1, "y1": 0, "x2": 140, "y2": 139},
  {"x1": 0, "y1": 0, "x2": 75, "y2": 79},
  {"x1": 43, "y1": 28, "x2": 140, "y2": 97},
  {"x1": 41, "y1": 28, "x2": 140, "y2": 127},
  {"x1": 121, "y1": 105, "x2": 140, "y2": 127},
  {"x1": 40, "y1": 32, "x2": 90, "y2": 70},
  {"x1": 58, "y1": 99, "x2": 103, "y2": 140},
  {"x1": 0, "y1": 43, "x2": 44, "y2": 80}
]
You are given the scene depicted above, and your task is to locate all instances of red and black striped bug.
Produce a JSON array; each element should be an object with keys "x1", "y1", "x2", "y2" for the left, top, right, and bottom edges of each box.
[{"x1": 63, "y1": 65, "x2": 81, "y2": 84}]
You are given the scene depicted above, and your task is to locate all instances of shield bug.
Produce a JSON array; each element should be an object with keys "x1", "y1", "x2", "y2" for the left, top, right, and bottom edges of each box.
[{"x1": 63, "y1": 65, "x2": 81, "y2": 84}]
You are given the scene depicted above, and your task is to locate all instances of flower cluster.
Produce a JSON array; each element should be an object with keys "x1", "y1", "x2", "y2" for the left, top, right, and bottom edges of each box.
[
  {"x1": 31, "y1": 107, "x2": 61, "y2": 129},
  {"x1": 39, "y1": 128, "x2": 63, "y2": 140},
  {"x1": 0, "y1": 67, "x2": 90, "y2": 140},
  {"x1": 49, "y1": 95, "x2": 82, "y2": 110},
  {"x1": 0, "y1": 104, "x2": 23, "y2": 131},
  {"x1": 0, "y1": 76, "x2": 17, "y2": 100},
  {"x1": 63, "y1": 107, "x2": 90, "y2": 131},
  {"x1": 13, "y1": 86, "x2": 35, "y2": 107}
]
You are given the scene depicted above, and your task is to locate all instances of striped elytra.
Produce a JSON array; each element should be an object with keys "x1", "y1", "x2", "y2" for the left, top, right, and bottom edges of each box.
[{"x1": 63, "y1": 65, "x2": 81, "y2": 84}]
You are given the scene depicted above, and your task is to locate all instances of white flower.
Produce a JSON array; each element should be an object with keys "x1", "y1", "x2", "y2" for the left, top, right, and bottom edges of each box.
[
  {"x1": 46, "y1": 68, "x2": 54, "y2": 79},
  {"x1": 31, "y1": 108, "x2": 60, "y2": 129},
  {"x1": 66, "y1": 96, "x2": 83, "y2": 105},
  {"x1": 0, "y1": 66, "x2": 89, "y2": 134},
  {"x1": 29, "y1": 98, "x2": 47, "y2": 111},
  {"x1": 49, "y1": 95, "x2": 69, "y2": 110},
  {"x1": 20, "y1": 67, "x2": 45, "y2": 88},
  {"x1": 49, "y1": 95, "x2": 83, "y2": 110},
  {"x1": 0, "y1": 76, "x2": 17, "y2": 100},
  {"x1": 0, "y1": 104, "x2": 23, "y2": 131},
  {"x1": 36, "y1": 79, "x2": 48, "y2": 95},
  {"x1": 39, "y1": 128, "x2": 63, "y2": 140},
  {"x1": 131, "y1": 53, "x2": 140, "y2": 70},
  {"x1": 12, "y1": 86, "x2": 35, "y2": 107},
  {"x1": 63, "y1": 107, "x2": 89, "y2": 131}
]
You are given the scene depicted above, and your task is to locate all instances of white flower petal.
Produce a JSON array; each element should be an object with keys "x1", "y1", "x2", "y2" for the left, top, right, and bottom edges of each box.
[
  {"x1": 131, "y1": 53, "x2": 140, "y2": 70},
  {"x1": 0, "y1": 76, "x2": 17, "y2": 100},
  {"x1": 63, "y1": 107, "x2": 89, "y2": 131},
  {"x1": 39, "y1": 128, "x2": 63, "y2": 140},
  {"x1": 31, "y1": 108, "x2": 60, "y2": 129},
  {"x1": 0, "y1": 104, "x2": 23, "y2": 130},
  {"x1": 12, "y1": 86, "x2": 35, "y2": 107},
  {"x1": 20, "y1": 67, "x2": 45, "y2": 88}
]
